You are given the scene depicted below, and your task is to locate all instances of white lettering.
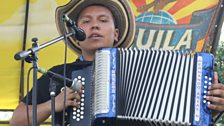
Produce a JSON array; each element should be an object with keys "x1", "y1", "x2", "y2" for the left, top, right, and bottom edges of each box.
[
  {"x1": 175, "y1": 29, "x2": 192, "y2": 49},
  {"x1": 163, "y1": 30, "x2": 175, "y2": 49}
]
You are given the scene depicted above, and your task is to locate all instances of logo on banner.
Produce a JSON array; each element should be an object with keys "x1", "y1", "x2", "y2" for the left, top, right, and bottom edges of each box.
[{"x1": 130, "y1": 0, "x2": 219, "y2": 52}]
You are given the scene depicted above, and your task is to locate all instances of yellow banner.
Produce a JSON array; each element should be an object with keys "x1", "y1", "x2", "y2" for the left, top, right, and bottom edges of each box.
[{"x1": 0, "y1": 0, "x2": 75, "y2": 110}]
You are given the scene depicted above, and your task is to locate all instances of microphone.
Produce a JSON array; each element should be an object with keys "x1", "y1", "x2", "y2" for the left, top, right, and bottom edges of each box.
[
  {"x1": 63, "y1": 14, "x2": 86, "y2": 41},
  {"x1": 38, "y1": 67, "x2": 82, "y2": 91}
]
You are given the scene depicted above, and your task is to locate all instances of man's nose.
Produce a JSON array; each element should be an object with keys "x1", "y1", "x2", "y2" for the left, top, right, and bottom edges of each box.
[{"x1": 91, "y1": 21, "x2": 100, "y2": 30}]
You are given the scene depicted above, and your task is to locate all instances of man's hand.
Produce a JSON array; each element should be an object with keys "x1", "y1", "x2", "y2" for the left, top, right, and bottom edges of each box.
[
  {"x1": 55, "y1": 87, "x2": 81, "y2": 112},
  {"x1": 206, "y1": 72, "x2": 224, "y2": 112}
]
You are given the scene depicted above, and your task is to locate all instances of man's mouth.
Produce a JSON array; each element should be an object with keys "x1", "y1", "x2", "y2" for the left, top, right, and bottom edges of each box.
[{"x1": 88, "y1": 33, "x2": 103, "y2": 39}]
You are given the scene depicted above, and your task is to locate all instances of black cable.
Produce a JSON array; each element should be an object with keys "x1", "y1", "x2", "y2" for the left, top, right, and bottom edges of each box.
[
  {"x1": 61, "y1": 14, "x2": 68, "y2": 126},
  {"x1": 26, "y1": 67, "x2": 34, "y2": 126},
  {"x1": 62, "y1": 36, "x2": 68, "y2": 126},
  {"x1": 19, "y1": 0, "x2": 30, "y2": 101},
  {"x1": 211, "y1": 0, "x2": 224, "y2": 54},
  {"x1": 214, "y1": 112, "x2": 224, "y2": 124},
  {"x1": 20, "y1": 0, "x2": 30, "y2": 124}
]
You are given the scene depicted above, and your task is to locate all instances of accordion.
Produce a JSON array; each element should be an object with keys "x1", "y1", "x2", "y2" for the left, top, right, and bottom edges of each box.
[{"x1": 67, "y1": 48, "x2": 214, "y2": 126}]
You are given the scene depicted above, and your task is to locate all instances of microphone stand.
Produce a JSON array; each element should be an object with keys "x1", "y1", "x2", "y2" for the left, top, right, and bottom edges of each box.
[
  {"x1": 30, "y1": 38, "x2": 38, "y2": 126},
  {"x1": 49, "y1": 78, "x2": 56, "y2": 126},
  {"x1": 14, "y1": 32, "x2": 74, "y2": 126}
]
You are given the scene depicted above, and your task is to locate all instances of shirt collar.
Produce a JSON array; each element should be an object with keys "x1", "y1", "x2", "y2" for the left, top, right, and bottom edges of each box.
[{"x1": 79, "y1": 55, "x2": 84, "y2": 61}]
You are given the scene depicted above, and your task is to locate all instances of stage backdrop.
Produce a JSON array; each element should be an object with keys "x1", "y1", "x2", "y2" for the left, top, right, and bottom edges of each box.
[{"x1": 0, "y1": 0, "x2": 222, "y2": 121}]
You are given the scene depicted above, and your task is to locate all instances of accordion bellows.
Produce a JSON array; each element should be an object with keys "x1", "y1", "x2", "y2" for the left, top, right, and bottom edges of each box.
[{"x1": 93, "y1": 48, "x2": 214, "y2": 126}]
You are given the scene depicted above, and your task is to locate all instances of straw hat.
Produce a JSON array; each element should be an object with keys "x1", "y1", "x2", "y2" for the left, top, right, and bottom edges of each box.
[{"x1": 55, "y1": 0, "x2": 135, "y2": 54}]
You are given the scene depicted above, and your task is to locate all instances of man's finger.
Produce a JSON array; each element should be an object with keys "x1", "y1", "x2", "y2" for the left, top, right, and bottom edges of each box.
[{"x1": 213, "y1": 72, "x2": 219, "y2": 84}]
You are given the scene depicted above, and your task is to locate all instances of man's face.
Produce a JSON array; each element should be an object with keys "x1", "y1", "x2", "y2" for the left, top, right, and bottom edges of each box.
[{"x1": 77, "y1": 5, "x2": 119, "y2": 54}]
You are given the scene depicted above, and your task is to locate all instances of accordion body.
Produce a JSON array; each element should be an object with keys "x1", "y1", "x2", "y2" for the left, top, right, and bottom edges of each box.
[{"x1": 67, "y1": 48, "x2": 214, "y2": 126}]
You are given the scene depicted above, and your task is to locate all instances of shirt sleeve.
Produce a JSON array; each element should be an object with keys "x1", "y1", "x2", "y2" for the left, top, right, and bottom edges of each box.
[{"x1": 21, "y1": 74, "x2": 51, "y2": 105}]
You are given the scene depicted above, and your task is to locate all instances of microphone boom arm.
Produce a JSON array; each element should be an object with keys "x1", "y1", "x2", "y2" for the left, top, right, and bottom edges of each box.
[
  {"x1": 14, "y1": 32, "x2": 74, "y2": 61},
  {"x1": 38, "y1": 67, "x2": 82, "y2": 92}
]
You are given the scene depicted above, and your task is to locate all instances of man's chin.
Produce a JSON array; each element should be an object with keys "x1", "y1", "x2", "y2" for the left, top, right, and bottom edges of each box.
[
  {"x1": 83, "y1": 45, "x2": 113, "y2": 52},
  {"x1": 95, "y1": 46, "x2": 113, "y2": 50}
]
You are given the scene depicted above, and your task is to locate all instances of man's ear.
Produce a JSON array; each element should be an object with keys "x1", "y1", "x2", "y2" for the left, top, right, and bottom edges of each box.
[{"x1": 114, "y1": 28, "x2": 119, "y2": 43}]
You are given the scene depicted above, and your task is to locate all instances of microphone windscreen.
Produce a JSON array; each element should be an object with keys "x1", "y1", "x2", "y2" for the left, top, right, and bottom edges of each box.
[
  {"x1": 71, "y1": 79, "x2": 82, "y2": 91},
  {"x1": 75, "y1": 28, "x2": 86, "y2": 41}
]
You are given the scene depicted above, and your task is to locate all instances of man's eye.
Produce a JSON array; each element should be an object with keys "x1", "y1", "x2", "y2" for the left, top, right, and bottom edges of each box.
[
  {"x1": 82, "y1": 20, "x2": 89, "y2": 23},
  {"x1": 101, "y1": 19, "x2": 108, "y2": 22},
  {"x1": 80, "y1": 19, "x2": 90, "y2": 24}
]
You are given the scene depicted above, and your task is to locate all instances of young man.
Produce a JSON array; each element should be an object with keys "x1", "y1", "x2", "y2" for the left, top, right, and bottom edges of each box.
[
  {"x1": 10, "y1": 0, "x2": 224, "y2": 126},
  {"x1": 10, "y1": 0, "x2": 135, "y2": 126}
]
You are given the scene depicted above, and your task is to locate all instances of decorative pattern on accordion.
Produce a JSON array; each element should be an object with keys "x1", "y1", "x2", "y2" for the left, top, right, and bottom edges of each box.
[{"x1": 93, "y1": 48, "x2": 214, "y2": 126}]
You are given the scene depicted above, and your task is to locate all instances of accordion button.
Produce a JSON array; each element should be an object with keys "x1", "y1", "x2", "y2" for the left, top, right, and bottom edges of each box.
[
  {"x1": 76, "y1": 118, "x2": 80, "y2": 121},
  {"x1": 73, "y1": 112, "x2": 77, "y2": 115},
  {"x1": 77, "y1": 109, "x2": 80, "y2": 113},
  {"x1": 81, "y1": 111, "x2": 84, "y2": 114},
  {"x1": 82, "y1": 82, "x2": 85, "y2": 85},
  {"x1": 81, "y1": 103, "x2": 84, "y2": 106},
  {"x1": 203, "y1": 100, "x2": 206, "y2": 103},
  {"x1": 78, "y1": 76, "x2": 81, "y2": 79},
  {"x1": 73, "y1": 107, "x2": 77, "y2": 111},
  {"x1": 81, "y1": 94, "x2": 85, "y2": 97},
  {"x1": 204, "y1": 85, "x2": 207, "y2": 89},
  {"x1": 80, "y1": 116, "x2": 84, "y2": 119},
  {"x1": 204, "y1": 81, "x2": 208, "y2": 84},
  {"x1": 73, "y1": 116, "x2": 76, "y2": 119},
  {"x1": 77, "y1": 114, "x2": 80, "y2": 117},
  {"x1": 204, "y1": 90, "x2": 207, "y2": 94},
  {"x1": 102, "y1": 120, "x2": 106, "y2": 124},
  {"x1": 81, "y1": 107, "x2": 84, "y2": 110},
  {"x1": 205, "y1": 76, "x2": 208, "y2": 79},
  {"x1": 81, "y1": 98, "x2": 84, "y2": 102},
  {"x1": 209, "y1": 77, "x2": 212, "y2": 80},
  {"x1": 82, "y1": 78, "x2": 85, "y2": 81},
  {"x1": 209, "y1": 82, "x2": 212, "y2": 85}
]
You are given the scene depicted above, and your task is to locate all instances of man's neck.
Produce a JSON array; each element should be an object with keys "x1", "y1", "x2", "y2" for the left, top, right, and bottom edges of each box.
[{"x1": 81, "y1": 51, "x2": 95, "y2": 61}]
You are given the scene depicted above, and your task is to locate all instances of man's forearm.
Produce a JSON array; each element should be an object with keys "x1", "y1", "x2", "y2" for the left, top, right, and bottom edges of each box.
[{"x1": 10, "y1": 101, "x2": 52, "y2": 126}]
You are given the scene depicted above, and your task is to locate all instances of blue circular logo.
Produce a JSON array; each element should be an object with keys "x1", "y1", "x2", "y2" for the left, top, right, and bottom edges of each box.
[{"x1": 136, "y1": 11, "x2": 177, "y2": 25}]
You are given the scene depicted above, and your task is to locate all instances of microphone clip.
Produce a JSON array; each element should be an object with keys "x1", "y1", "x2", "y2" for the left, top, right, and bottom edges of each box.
[
  {"x1": 62, "y1": 15, "x2": 76, "y2": 27},
  {"x1": 62, "y1": 14, "x2": 86, "y2": 41}
]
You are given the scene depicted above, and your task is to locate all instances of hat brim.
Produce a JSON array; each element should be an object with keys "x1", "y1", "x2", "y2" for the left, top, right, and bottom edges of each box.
[{"x1": 55, "y1": 0, "x2": 135, "y2": 55}]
